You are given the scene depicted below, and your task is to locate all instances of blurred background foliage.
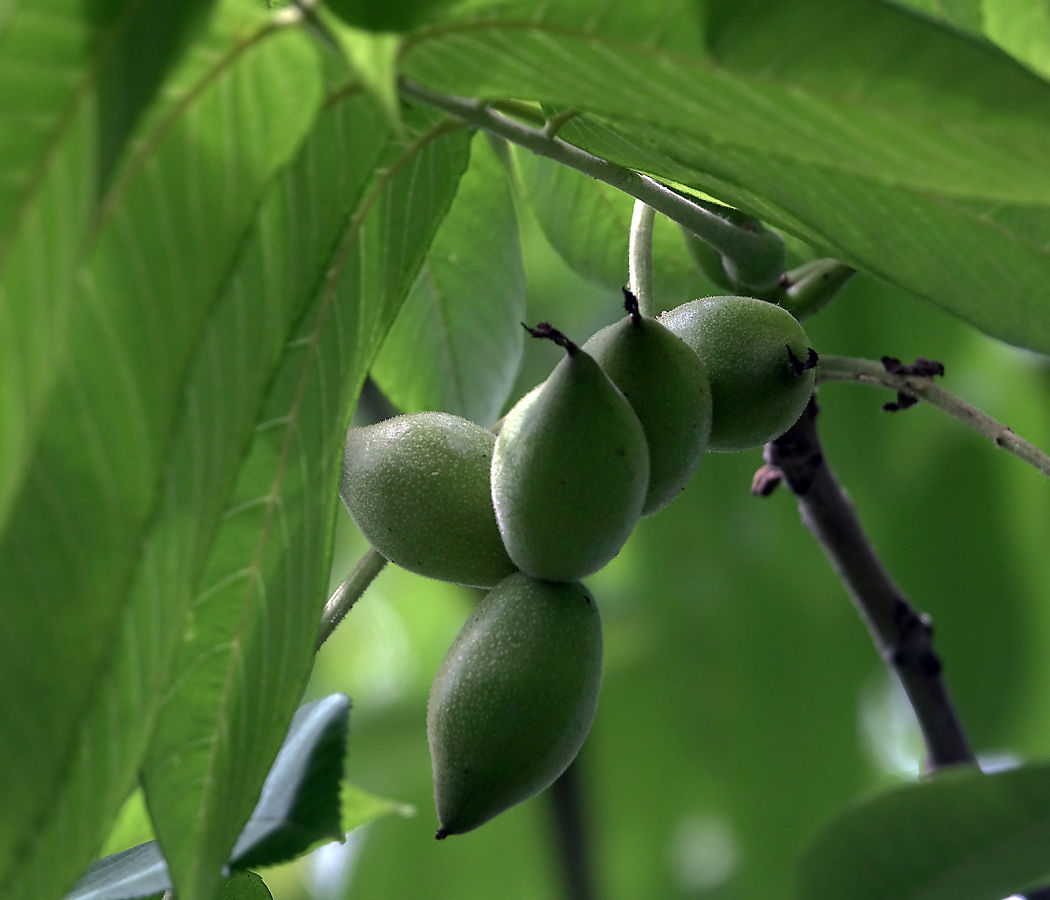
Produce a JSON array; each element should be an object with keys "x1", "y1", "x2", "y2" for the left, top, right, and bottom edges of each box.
[{"x1": 225, "y1": 197, "x2": 1050, "y2": 899}]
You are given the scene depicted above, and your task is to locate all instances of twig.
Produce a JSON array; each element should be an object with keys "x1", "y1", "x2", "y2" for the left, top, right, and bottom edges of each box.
[
  {"x1": 398, "y1": 78, "x2": 785, "y2": 293},
  {"x1": 628, "y1": 201, "x2": 656, "y2": 316},
  {"x1": 777, "y1": 259, "x2": 856, "y2": 320},
  {"x1": 548, "y1": 758, "x2": 597, "y2": 900},
  {"x1": 317, "y1": 548, "x2": 388, "y2": 649},
  {"x1": 544, "y1": 109, "x2": 581, "y2": 139},
  {"x1": 756, "y1": 399, "x2": 974, "y2": 769},
  {"x1": 818, "y1": 355, "x2": 1050, "y2": 479}
]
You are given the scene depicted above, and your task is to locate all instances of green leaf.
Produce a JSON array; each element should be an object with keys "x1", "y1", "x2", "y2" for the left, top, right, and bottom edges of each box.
[
  {"x1": 100, "y1": 792, "x2": 155, "y2": 859},
  {"x1": 982, "y1": 0, "x2": 1050, "y2": 80},
  {"x1": 559, "y1": 112, "x2": 1050, "y2": 357},
  {"x1": 323, "y1": 10, "x2": 403, "y2": 133},
  {"x1": 0, "y1": 11, "x2": 324, "y2": 899},
  {"x1": 371, "y1": 132, "x2": 526, "y2": 425},
  {"x1": 66, "y1": 866, "x2": 271, "y2": 900},
  {"x1": 510, "y1": 144, "x2": 712, "y2": 308},
  {"x1": 881, "y1": 0, "x2": 983, "y2": 32},
  {"x1": 88, "y1": 0, "x2": 215, "y2": 189},
  {"x1": 325, "y1": 0, "x2": 457, "y2": 33},
  {"x1": 341, "y1": 781, "x2": 415, "y2": 834},
  {"x1": 399, "y1": 0, "x2": 1050, "y2": 353},
  {"x1": 66, "y1": 694, "x2": 352, "y2": 899},
  {"x1": 798, "y1": 762, "x2": 1050, "y2": 900},
  {"x1": 0, "y1": 0, "x2": 218, "y2": 537},
  {"x1": 65, "y1": 843, "x2": 169, "y2": 900},
  {"x1": 229, "y1": 694, "x2": 351, "y2": 869},
  {"x1": 140, "y1": 106, "x2": 469, "y2": 900},
  {"x1": 884, "y1": 0, "x2": 1050, "y2": 82},
  {"x1": 217, "y1": 872, "x2": 272, "y2": 900}
]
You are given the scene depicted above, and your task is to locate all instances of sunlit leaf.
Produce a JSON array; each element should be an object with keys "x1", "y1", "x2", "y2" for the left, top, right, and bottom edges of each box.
[
  {"x1": 884, "y1": 0, "x2": 1050, "y2": 82},
  {"x1": 0, "y1": 9, "x2": 323, "y2": 898},
  {"x1": 371, "y1": 131, "x2": 526, "y2": 425},
  {"x1": 100, "y1": 792, "x2": 154, "y2": 859},
  {"x1": 323, "y1": 10, "x2": 403, "y2": 132},
  {"x1": 0, "y1": 0, "x2": 210, "y2": 540},
  {"x1": 140, "y1": 105, "x2": 470, "y2": 900}
]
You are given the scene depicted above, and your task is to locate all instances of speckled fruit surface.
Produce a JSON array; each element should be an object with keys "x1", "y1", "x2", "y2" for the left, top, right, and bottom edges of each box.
[
  {"x1": 660, "y1": 296, "x2": 816, "y2": 452},
  {"x1": 491, "y1": 348, "x2": 649, "y2": 582},
  {"x1": 584, "y1": 314, "x2": 712, "y2": 515},
  {"x1": 341, "y1": 412, "x2": 516, "y2": 587},
  {"x1": 427, "y1": 572, "x2": 603, "y2": 837}
]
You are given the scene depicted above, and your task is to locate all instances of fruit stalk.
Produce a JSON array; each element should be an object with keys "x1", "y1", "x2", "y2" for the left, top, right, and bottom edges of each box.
[
  {"x1": 778, "y1": 259, "x2": 856, "y2": 320},
  {"x1": 547, "y1": 759, "x2": 597, "y2": 900},
  {"x1": 316, "y1": 547, "x2": 388, "y2": 649},
  {"x1": 756, "y1": 399, "x2": 974, "y2": 770},
  {"x1": 628, "y1": 201, "x2": 656, "y2": 317},
  {"x1": 398, "y1": 78, "x2": 786, "y2": 292}
]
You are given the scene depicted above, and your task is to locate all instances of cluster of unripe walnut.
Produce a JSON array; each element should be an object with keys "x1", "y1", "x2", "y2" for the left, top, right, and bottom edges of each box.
[{"x1": 340, "y1": 292, "x2": 817, "y2": 838}]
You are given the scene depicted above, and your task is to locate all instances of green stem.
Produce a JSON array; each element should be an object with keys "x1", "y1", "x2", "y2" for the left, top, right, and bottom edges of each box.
[
  {"x1": 679, "y1": 225, "x2": 733, "y2": 291},
  {"x1": 488, "y1": 99, "x2": 546, "y2": 127},
  {"x1": 543, "y1": 109, "x2": 580, "y2": 139},
  {"x1": 317, "y1": 548, "x2": 389, "y2": 649},
  {"x1": 778, "y1": 259, "x2": 855, "y2": 320},
  {"x1": 628, "y1": 201, "x2": 656, "y2": 316},
  {"x1": 399, "y1": 78, "x2": 785, "y2": 292},
  {"x1": 818, "y1": 355, "x2": 1050, "y2": 479}
]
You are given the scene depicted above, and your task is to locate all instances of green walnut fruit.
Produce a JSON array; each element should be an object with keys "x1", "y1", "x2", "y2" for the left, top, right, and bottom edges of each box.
[
  {"x1": 341, "y1": 412, "x2": 516, "y2": 587},
  {"x1": 491, "y1": 324, "x2": 649, "y2": 582},
  {"x1": 583, "y1": 290, "x2": 712, "y2": 516},
  {"x1": 659, "y1": 296, "x2": 817, "y2": 452},
  {"x1": 428, "y1": 571, "x2": 603, "y2": 837}
]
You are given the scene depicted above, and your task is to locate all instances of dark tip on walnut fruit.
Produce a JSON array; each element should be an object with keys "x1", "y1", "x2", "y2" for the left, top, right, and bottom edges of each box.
[
  {"x1": 522, "y1": 321, "x2": 578, "y2": 354},
  {"x1": 787, "y1": 345, "x2": 819, "y2": 377},
  {"x1": 621, "y1": 287, "x2": 642, "y2": 326}
]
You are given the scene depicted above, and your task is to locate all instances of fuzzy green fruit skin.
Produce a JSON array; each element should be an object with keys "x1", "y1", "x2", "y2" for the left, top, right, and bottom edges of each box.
[
  {"x1": 491, "y1": 349, "x2": 649, "y2": 582},
  {"x1": 341, "y1": 412, "x2": 516, "y2": 587},
  {"x1": 583, "y1": 315, "x2": 712, "y2": 516},
  {"x1": 659, "y1": 296, "x2": 816, "y2": 452},
  {"x1": 428, "y1": 572, "x2": 603, "y2": 836}
]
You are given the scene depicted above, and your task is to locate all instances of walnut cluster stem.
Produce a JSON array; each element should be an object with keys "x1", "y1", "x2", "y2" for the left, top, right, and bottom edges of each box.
[{"x1": 759, "y1": 399, "x2": 974, "y2": 769}]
